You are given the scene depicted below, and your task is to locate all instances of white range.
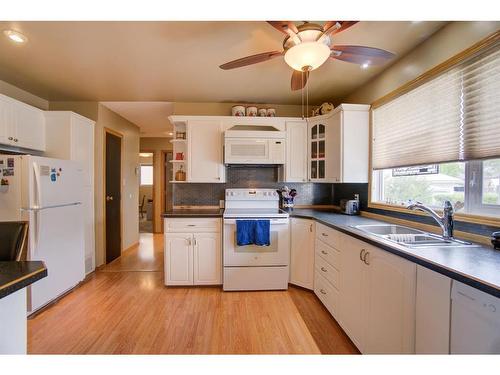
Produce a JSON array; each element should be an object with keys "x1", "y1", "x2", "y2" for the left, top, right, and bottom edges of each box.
[{"x1": 223, "y1": 188, "x2": 290, "y2": 291}]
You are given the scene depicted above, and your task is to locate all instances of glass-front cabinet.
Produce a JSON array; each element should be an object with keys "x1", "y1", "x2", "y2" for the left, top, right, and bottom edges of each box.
[{"x1": 309, "y1": 121, "x2": 327, "y2": 181}]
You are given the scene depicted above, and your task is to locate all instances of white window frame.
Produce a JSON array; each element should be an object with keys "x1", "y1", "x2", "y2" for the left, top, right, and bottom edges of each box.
[{"x1": 140, "y1": 164, "x2": 153, "y2": 186}]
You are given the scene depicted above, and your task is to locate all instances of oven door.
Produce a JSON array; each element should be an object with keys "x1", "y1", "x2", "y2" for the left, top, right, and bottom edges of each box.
[{"x1": 223, "y1": 218, "x2": 290, "y2": 266}]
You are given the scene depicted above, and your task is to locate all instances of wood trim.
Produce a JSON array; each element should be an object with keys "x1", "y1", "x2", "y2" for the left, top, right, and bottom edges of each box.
[
  {"x1": 371, "y1": 30, "x2": 500, "y2": 109},
  {"x1": 139, "y1": 148, "x2": 156, "y2": 232},
  {"x1": 367, "y1": 31, "x2": 500, "y2": 227},
  {"x1": 360, "y1": 211, "x2": 491, "y2": 246},
  {"x1": 160, "y1": 150, "x2": 171, "y2": 233},
  {"x1": 103, "y1": 127, "x2": 124, "y2": 264}
]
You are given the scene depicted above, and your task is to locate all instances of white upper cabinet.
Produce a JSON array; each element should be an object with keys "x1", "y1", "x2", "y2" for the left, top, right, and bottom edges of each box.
[
  {"x1": 187, "y1": 119, "x2": 225, "y2": 183},
  {"x1": 285, "y1": 120, "x2": 308, "y2": 182},
  {"x1": 307, "y1": 104, "x2": 369, "y2": 183},
  {"x1": 0, "y1": 94, "x2": 45, "y2": 151}
]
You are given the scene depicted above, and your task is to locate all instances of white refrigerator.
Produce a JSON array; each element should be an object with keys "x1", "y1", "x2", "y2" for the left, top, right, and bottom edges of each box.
[{"x1": 0, "y1": 155, "x2": 85, "y2": 313}]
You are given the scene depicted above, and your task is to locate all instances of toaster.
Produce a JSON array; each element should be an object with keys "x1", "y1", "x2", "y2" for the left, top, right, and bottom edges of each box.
[{"x1": 340, "y1": 199, "x2": 359, "y2": 215}]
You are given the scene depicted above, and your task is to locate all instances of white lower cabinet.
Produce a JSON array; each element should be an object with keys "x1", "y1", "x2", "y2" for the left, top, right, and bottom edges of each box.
[
  {"x1": 312, "y1": 227, "x2": 417, "y2": 354},
  {"x1": 193, "y1": 232, "x2": 222, "y2": 285},
  {"x1": 290, "y1": 218, "x2": 315, "y2": 289},
  {"x1": 164, "y1": 218, "x2": 221, "y2": 286}
]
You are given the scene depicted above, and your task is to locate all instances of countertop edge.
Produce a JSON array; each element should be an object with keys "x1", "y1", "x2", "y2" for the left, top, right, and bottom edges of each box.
[
  {"x1": 0, "y1": 262, "x2": 48, "y2": 300},
  {"x1": 290, "y1": 211, "x2": 500, "y2": 298}
]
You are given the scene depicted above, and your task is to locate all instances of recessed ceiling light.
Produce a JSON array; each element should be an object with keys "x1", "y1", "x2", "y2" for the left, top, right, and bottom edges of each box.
[
  {"x1": 361, "y1": 63, "x2": 369, "y2": 69},
  {"x1": 3, "y1": 30, "x2": 28, "y2": 44}
]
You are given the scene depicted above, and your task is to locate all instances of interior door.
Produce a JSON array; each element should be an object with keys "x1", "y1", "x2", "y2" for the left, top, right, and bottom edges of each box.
[{"x1": 105, "y1": 131, "x2": 122, "y2": 263}]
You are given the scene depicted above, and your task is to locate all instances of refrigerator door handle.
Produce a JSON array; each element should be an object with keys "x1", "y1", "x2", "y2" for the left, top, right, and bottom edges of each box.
[
  {"x1": 21, "y1": 202, "x2": 82, "y2": 211},
  {"x1": 33, "y1": 162, "x2": 42, "y2": 209}
]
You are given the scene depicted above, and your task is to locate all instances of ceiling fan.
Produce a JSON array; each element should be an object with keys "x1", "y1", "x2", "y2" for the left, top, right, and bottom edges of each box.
[{"x1": 219, "y1": 21, "x2": 395, "y2": 91}]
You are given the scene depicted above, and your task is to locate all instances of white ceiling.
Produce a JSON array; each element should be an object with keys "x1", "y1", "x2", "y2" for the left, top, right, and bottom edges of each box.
[
  {"x1": 102, "y1": 101, "x2": 174, "y2": 136},
  {"x1": 0, "y1": 21, "x2": 447, "y2": 105}
]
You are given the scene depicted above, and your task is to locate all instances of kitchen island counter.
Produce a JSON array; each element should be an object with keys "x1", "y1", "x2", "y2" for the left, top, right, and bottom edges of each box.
[{"x1": 0, "y1": 261, "x2": 47, "y2": 300}]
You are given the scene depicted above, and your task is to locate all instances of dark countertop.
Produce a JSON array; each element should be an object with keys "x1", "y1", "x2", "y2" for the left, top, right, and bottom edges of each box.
[
  {"x1": 162, "y1": 209, "x2": 224, "y2": 218},
  {"x1": 288, "y1": 208, "x2": 500, "y2": 298},
  {"x1": 0, "y1": 261, "x2": 47, "y2": 300}
]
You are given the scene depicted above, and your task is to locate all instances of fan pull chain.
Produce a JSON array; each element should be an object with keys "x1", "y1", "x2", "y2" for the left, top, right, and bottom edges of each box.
[
  {"x1": 306, "y1": 71, "x2": 309, "y2": 119},
  {"x1": 301, "y1": 71, "x2": 304, "y2": 119}
]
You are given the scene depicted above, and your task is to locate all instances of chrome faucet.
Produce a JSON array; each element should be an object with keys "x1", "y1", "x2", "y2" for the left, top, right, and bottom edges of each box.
[{"x1": 407, "y1": 200, "x2": 454, "y2": 239}]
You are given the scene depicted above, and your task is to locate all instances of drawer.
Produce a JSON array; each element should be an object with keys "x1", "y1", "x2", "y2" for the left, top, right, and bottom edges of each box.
[
  {"x1": 315, "y1": 253, "x2": 340, "y2": 289},
  {"x1": 315, "y1": 238, "x2": 340, "y2": 269},
  {"x1": 314, "y1": 271, "x2": 339, "y2": 318},
  {"x1": 315, "y1": 223, "x2": 341, "y2": 249},
  {"x1": 164, "y1": 218, "x2": 220, "y2": 232}
]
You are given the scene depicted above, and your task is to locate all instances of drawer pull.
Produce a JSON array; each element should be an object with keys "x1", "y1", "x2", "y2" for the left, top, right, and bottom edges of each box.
[
  {"x1": 321, "y1": 267, "x2": 327, "y2": 272},
  {"x1": 321, "y1": 250, "x2": 328, "y2": 255},
  {"x1": 320, "y1": 289, "x2": 327, "y2": 295},
  {"x1": 360, "y1": 249, "x2": 366, "y2": 262},
  {"x1": 187, "y1": 224, "x2": 196, "y2": 227},
  {"x1": 321, "y1": 233, "x2": 328, "y2": 237}
]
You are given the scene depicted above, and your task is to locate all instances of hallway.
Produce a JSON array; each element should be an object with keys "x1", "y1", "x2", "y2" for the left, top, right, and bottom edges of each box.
[{"x1": 27, "y1": 234, "x2": 357, "y2": 354}]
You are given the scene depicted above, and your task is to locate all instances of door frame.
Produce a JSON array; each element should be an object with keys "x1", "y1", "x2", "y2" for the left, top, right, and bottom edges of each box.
[
  {"x1": 103, "y1": 127, "x2": 124, "y2": 263},
  {"x1": 160, "y1": 150, "x2": 172, "y2": 233},
  {"x1": 139, "y1": 148, "x2": 156, "y2": 233}
]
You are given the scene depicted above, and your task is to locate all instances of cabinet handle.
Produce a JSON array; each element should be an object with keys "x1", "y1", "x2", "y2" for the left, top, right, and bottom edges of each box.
[
  {"x1": 321, "y1": 233, "x2": 328, "y2": 237},
  {"x1": 309, "y1": 224, "x2": 313, "y2": 232},
  {"x1": 187, "y1": 238, "x2": 191, "y2": 246},
  {"x1": 14, "y1": 138, "x2": 18, "y2": 142},
  {"x1": 321, "y1": 250, "x2": 328, "y2": 255},
  {"x1": 363, "y1": 251, "x2": 370, "y2": 265},
  {"x1": 359, "y1": 249, "x2": 366, "y2": 262},
  {"x1": 187, "y1": 224, "x2": 196, "y2": 227},
  {"x1": 320, "y1": 267, "x2": 327, "y2": 272},
  {"x1": 8, "y1": 136, "x2": 13, "y2": 141},
  {"x1": 320, "y1": 289, "x2": 327, "y2": 295},
  {"x1": 193, "y1": 237, "x2": 197, "y2": 246}
]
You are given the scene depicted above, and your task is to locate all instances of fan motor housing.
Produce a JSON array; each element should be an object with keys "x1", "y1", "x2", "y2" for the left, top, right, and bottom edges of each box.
[{"x1": 283, "y1": 22, "x2": 332, "y2": 51}]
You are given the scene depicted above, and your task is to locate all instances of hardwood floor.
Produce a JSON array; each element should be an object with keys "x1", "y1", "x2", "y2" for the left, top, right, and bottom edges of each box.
[{"x1": 28, "y1": 234, "x2": 358, "y2": 354}]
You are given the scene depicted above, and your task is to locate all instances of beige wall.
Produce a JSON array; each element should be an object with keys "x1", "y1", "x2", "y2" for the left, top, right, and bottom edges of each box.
[
  {"x1": 0, "y1": 79, "x2": 49, "y2": 109},
  {"x1": 140, "y1": 137, "x2": 171, "y2": 233},
  {"x1": 48, "y1": 101, "x2": 99, "y2": 121},
  {"x1": 96, "y1": 104, "x2": 140, "y2": 264},
  {"x1": 173, "y1": 102, "x2": 304, "y2": 117},
  {"x1": 344, "y1": 21, "x2": 500, "y2": 104}
]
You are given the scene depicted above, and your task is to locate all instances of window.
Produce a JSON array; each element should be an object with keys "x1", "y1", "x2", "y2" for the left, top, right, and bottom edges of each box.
[
  {"x1": 140, "y1": 165, "x2": 153, "y2": 186},
  {"x1": 371, "y1": 158, "x2": 500, "y2": 218}
]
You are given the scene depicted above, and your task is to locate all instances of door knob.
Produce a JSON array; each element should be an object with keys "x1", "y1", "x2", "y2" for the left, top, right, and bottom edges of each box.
[{"x1": 106, "y1": 195, "x2": 113, "y2": 201}]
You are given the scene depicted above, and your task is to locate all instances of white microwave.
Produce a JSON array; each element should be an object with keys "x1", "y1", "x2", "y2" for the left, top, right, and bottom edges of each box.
[{"x1": 224, "y1": 129, "x2": 286, "y2": 164}]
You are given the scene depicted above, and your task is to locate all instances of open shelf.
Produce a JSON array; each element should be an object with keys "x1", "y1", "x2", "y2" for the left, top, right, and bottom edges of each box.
[
  {"x1": 169, "y1": 160, "x2": 186, "y2": 163},
  {"x1": 169, "y1": 139, "x2": 187, "y2": 144}
]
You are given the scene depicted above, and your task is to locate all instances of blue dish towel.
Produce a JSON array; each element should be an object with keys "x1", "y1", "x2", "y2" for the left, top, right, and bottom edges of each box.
[{"x1": 236, "y1": 220, "x2": 270, "y2": 246}]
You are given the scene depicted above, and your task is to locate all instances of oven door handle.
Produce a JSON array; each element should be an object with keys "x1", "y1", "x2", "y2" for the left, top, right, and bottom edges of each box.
[{"x1": 223, "y1": 219, "x2": 289, "y2": 225}]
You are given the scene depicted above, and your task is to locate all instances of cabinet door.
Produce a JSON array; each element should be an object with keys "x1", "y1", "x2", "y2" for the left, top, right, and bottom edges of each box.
[
  {"x1": 187, "y1": 120, "x2": 224, "y2": 182},
  {"x1": 290, "y1": 218, "x2": 315, "y2": 289},
  {"x1": 193, "y1": 232, "x2": 221, "y2": 285},
  {"x1": 285, "y1": 121, "x2": 308, "y2": 182},
  {"x1": 339, "y1": 234, "x2": 366, "y2": 352},
  {"x1": 165, "y1": 233, "x2": 193, "y2": 285},
  {"x1": 0, "y1": 96, "x2": 16, "y2": 146},
  {"x1": 363, "y1": 245, "x2": 416, "y2": 354},
  {"x1": 326, "y1": 111, "x2": 342, "y2": 182},
  {"x1": 71, "y1": 115, "x2": 95, "y2": 187},
  {"x1": 13, "y1": 102, "x2": 45, "y2": 151}
]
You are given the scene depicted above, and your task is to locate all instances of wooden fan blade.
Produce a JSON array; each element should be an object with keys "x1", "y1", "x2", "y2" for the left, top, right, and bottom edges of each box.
[
  {"x1": 291, "y1": 70, "x2": 309, "y2": 91},
  {"x1": 323, "y1": 21, "x2": 358, "y2": 36},
  {"x1": 330, "y1": 45, "x2": 395, "y2": 65},
  {"x1": 267, "y1": 21, "x2": 299, "y2": 37},
  {"x1": 219, "y1": 51, "x2": 283, "y2": 70}
]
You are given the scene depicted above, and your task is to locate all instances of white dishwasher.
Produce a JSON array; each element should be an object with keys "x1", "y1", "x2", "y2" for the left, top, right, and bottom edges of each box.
[{"x1": 450, "y1": 281, "x2": 500, "y2": 354}]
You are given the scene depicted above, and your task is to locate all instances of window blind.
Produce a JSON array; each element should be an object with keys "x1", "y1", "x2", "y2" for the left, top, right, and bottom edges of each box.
[{"x1": 372, "y1": 42, "x2": 500, "y2": 170}]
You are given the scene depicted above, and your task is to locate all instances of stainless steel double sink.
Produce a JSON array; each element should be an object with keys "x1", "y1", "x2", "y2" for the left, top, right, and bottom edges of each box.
[{"x1": 352, "y1": 224, "x2": 477, "y2": 248}]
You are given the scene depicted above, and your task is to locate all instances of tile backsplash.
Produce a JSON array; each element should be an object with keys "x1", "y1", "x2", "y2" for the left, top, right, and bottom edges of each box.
[{"x1": 172, "y1": 165, "x2": 335, "y2": 206}]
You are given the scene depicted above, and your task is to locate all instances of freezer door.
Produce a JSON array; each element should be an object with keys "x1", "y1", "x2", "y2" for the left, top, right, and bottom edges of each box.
[
  {"x1": 28, "y1": 203, "x2": 85, "y2": 312},
  {"x1": 26, "y1": 156, "x2": 84, "y2": 208}
]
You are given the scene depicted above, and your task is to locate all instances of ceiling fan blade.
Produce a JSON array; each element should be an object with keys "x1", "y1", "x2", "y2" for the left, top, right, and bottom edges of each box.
[
  {"x1": 330, "y1": 45, "x2": 395, "y2": 65},
  {"x1": 323, "y1": 21, "x2": 358, "y2": 36},
  {"x1": 267, "y1": 21, "x2": 299, "y2": 38},
  {"x1": 219, "y1": 51, "x2": 283, "y2": 70},
  {"x1": 291, "y1": 70, "x2": 309, "y2": 91}
]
